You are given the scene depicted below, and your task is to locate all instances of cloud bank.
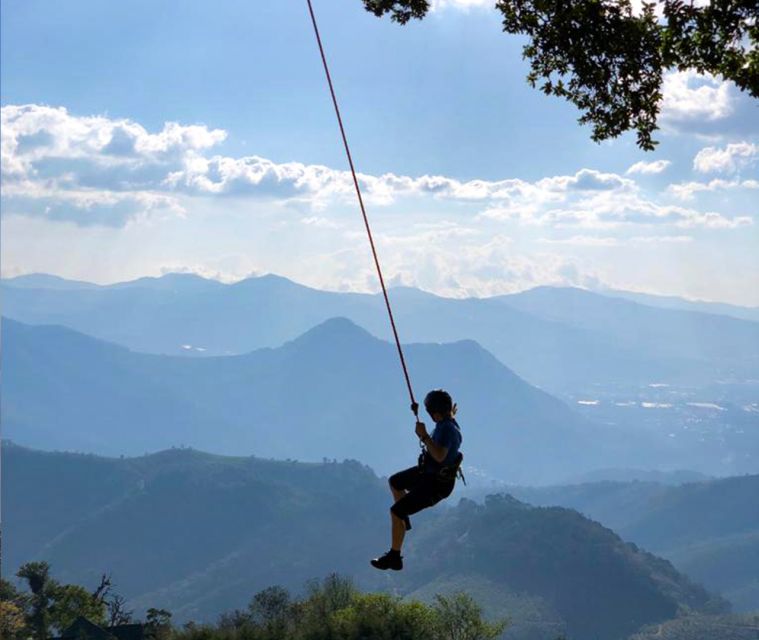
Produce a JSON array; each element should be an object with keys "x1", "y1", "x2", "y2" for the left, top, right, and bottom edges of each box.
[{"x1": 2, "y1": 104, "x2": 751, "y2": 234}]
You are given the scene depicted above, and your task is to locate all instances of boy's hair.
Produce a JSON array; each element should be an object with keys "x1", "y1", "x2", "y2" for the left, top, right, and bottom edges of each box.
[{"x1": 424, "y1": 389, "x2": 453, "y2": 415}]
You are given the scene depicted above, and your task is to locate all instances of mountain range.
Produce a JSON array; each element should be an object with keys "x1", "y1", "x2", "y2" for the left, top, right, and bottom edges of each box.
[
  {"x1": 503, "y1": 475, "x2": 759, "y2": 612},
  {"x1": 2, "y1": 316, "x2": 627, "y2": 483},
  {"x1": 4, "y1": 273, "x2": 758, "y2": 396},
  {"x1": 3, "y1": 272, "x2": 756, "y2": 637},
  {"x1": 601, "y1": 288, "x2": 759, "y2": 323},
  {"x1": 1, "y1": 443, "x2": 729, "y2": 640}
]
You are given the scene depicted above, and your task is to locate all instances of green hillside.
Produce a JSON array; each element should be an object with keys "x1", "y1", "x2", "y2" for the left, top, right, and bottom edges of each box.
[
  {"x1": 505, "y1": 475, "x2": 759, "y2": 611},
  {"x1": 395, "y1": 494, "x2": 726, "y2": 640},
  {"x1": 2, "y1": 443, "x2": 728, "y2": 640}
]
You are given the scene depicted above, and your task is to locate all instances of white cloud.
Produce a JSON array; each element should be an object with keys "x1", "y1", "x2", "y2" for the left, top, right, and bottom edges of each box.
[
  {"x1": 538, "y1": 234, "x2": 693, "y2": 247},
  {"x1": 693, "y1": 142, "x2": 758, "y2": 174},
  {"x1": 158, "y1": 263, "x2": 258, "y2": 283},
  {"x1": 668, "y1": 177, "x2": 759, "y2": 201},
  {"x1": 301, "y1": 215, "x2": 342, "y2": 229},
  {"x1": 481, "y1": 190, "x2": 749, "y2": 230},
  {"x1": 2, "y1": 104, "x2": 226, "y2": 179},
  {"x1": 660, "y1": 71, "x2": 734, "y2": 124},
  {"x1": 629, "y1": 235, "x2": 694, "y2": 245},
  {"x1": 539, "y1": 235, "x2": 619, "y2": 247},
  {"x1": 360, "y1": 234, "x2": 606, "y2": 298},
  {"x1": 662, "y1": 207, "x2": 750, "y2": 229},
  {"x1": 430, "y1": 0, "x2": 493, "y2": 11},
  {"x1": 1, "y1": 104, "x2": 224, "y2": 225},
  {"x1": 1, "y1": 186, "x2": 184, "y2": 227},
  {"x1": 1, "y1": 103, "x2": 752, "y2": 234},
  {"x1": 165, "y1": 158, "x2": 632, "y2": 206},
  {"x1": 537, "y1": 169, "x2": 636, "y2": 192},
  {"x1": 626, "y1": 160, "x2": 671, "y2": 175}
]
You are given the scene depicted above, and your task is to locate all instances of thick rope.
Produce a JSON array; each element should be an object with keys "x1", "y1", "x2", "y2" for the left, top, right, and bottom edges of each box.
[{"x1": 306, "y1": 0, "x2": 419, "y2": 418}]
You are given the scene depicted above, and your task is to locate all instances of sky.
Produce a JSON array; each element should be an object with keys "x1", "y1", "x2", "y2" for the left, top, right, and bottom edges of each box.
[{"x1": 1, "y1": 0, "x2": 758, "y2": 305}]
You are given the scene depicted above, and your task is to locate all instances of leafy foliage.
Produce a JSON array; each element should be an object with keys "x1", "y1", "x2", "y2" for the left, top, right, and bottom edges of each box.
[
  {"x1": 9, "y1": 563, "x2": 130, "y2": 639},
  {"x1": 147, "y1": 608, "x2": 174, "y2": 640},
  {"x1": 4, "y1": 567, "x2": 505, "y2": 640},
  {"x1": 49, "y1": 584, "x2": 107, "y2": 632},
  {"x1": 0, "y1": 580, "x2": 29, "y2": 640},
  {"x1": 499, "y1": 0, "x2": 664, "y2": 150},
  {"x1": 432, "y1": 593, "x2": 507, "y2": 640},
  {"x1": 363, "y1": 0, "x2": 429, "y2": 24},
  {"x1": 360, "y1": 0, "x2": 758, "y2": 149},
  {"x1": 177, "y1": 574, "x2": 505, "y2": 640},
  {"x1": 17, "y1": 562, "x2": 55, "y2": 640},
  {"x1": 0, "y1": 601, "x2": 27, "y2": 639},
  {"x1": 248, "y1": 586, "x2": 292, "y2": 636}
]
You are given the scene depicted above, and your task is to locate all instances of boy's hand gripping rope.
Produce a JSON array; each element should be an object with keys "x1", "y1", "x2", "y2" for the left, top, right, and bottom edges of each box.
[{"x1": 306, "y1": 0, "x2": 419, "y2": 420}]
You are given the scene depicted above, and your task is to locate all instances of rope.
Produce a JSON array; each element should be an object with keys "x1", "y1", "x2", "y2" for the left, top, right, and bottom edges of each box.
[{"x1": 306, "y1": 0, "x2": 419, "y2": 419}]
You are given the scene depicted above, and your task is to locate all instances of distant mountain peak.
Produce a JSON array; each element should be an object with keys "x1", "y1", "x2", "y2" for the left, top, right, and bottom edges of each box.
[
  {"x1": 517, "y1": 285, "x2": 595, "y2": 297},
  {"x1": 290, "y1": 316, "x2": 376, "y2": 345},
  {"x1": 231, "y1": 272, "x2": 309, "y2": 291},
  {"x1": 113, "y1": 272, "x2": 224, "y2": 291},
  {"x1": 3, "y1": 273, "x2": 101, "y2": 290},
  {"x1": 256, "y1": 273, "x2": 294, "y2": 283},
  {"x1": 386, "y1": 285, "x2": 440, "y2": 300}
]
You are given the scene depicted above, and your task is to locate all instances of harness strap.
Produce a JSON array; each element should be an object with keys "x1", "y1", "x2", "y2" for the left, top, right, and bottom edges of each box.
[{"x1": 418, "y1": 451, "x2": 465, "y2": 485}]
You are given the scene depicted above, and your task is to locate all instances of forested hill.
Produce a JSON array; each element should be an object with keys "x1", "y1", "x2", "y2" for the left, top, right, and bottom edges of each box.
[
  {"x1": 400, "y1": 495, "x2": 727, "y2": 640},
  {"x1": 3, "y1": 443, "x2": 728, "y2": 640},
  {"x1": 505, "y1": 474, "x2": 759, "y2": 612}
]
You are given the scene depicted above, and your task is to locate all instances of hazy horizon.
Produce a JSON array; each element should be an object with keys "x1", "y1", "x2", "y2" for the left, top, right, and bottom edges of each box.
[{"x1": 5, "y1": 269, "x2": 759, "y2": 309}]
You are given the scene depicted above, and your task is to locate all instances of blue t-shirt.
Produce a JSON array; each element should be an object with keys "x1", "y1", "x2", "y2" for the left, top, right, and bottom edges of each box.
[{"x1": 423, "y1": 417, "x2": 462, "y2": 473}]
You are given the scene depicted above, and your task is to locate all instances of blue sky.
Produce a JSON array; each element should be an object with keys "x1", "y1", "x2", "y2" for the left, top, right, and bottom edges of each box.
[{"x1": 2, "y1": 0, "x2": 758, "y2": 304}]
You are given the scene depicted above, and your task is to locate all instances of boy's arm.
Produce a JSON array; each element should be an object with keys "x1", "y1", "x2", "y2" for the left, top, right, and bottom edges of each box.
[
  {"x1": 422, "y1": 436, "x2": 448, "y2": 463},
  {"x1": 415, "y1": 422, "x2": 449, "y2": 463}
]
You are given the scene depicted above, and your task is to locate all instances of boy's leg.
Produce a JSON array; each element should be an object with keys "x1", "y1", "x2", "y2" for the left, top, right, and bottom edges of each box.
[
  {"x1": 372, "y1": 478, "x2": 456, "y2": 570},
  {"x1": 370, "y1": 504, "x2": 408, "y2": 571},
  {"x1": 391, "y1": 484, "x2": 406, "y2": 502},
  {"x1": 390, "y1": 487, "x2": 412, "y2": 530},
  {"x1": 391, "y1": 511, "x2": 405, "y2": 551},
  {"x1": 389, "y1": 467, "x2": 421, "y2": 530},
  {"x1": 388, "y1": 467, "x2": 418, "y2": 498}
]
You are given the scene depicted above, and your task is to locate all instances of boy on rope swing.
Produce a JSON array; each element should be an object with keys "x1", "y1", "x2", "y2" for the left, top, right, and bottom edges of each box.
[{"x1": 371, "y1": 389, "x2": 464, "y2": 571}]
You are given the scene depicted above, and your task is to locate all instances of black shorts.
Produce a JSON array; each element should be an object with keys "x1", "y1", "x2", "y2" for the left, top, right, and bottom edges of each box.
[{"x1": 388, "y1": 466, "x2": 455, "y2": 519}]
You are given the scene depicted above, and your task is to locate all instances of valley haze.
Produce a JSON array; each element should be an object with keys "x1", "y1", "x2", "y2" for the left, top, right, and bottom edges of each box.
[{"x1": 2, "y1": 271, "x2": 757, "y2": 482}]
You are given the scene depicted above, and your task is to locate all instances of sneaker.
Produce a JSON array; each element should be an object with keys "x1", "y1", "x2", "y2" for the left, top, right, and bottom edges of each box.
[{"x1": 370, "y1": 550, "x2": 403, "y2": 571}]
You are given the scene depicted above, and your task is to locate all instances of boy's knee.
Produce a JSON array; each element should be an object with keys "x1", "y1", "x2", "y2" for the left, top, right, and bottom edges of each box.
[{"x1": 390, "y1": 502, "x2": 406, "y2": 520}]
